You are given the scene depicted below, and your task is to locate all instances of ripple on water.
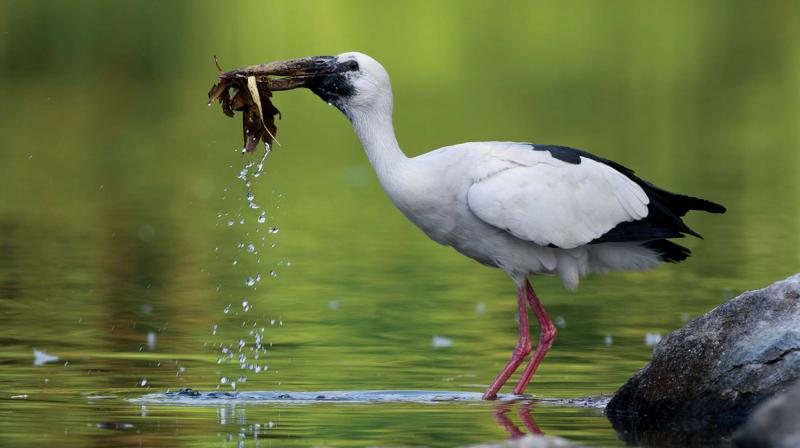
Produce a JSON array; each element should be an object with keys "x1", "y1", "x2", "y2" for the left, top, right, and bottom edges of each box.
[
  {"x1": 131, "y1": 389, "x2": 611, "y2": 407},
  {"x1": 133, "y1": 389, "x2": 486, "y2": 405}
]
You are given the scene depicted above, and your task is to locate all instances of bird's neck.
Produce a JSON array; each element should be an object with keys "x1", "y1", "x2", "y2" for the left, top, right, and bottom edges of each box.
[{"x1": 347, "y1": 100, "x2": 408, "y2": 188}]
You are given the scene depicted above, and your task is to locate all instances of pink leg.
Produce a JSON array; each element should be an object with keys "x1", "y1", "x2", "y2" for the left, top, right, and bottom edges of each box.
[
  {"x1": 482, "y1": 285, "x2": 532, "y2": 400},
  {"x1": 513, "y1": 280, "x2": 557, "y2": 395}
]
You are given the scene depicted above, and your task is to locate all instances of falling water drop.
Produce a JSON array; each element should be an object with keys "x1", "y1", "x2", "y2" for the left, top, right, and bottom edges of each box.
[
  {"x1": 247, "y1": 244, "x2": 256, "y2": 253},
  {"x1": 245, "y1": 277, "x2": 256, "y2": 287},
  {"x1": 268, "y1": 226, "x2": 279, "y2": 234},
  {"x1": 223, "y1": 304, "x2": 231, "y2": 314},
  {"x1": 257, "y1": 213, "x2": 267, "y2": 224}
]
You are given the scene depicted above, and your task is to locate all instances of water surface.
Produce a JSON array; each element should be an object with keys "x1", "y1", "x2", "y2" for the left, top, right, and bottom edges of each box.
[{"x1": 1, "y1": 1, "x2": 799, "y2": 447}]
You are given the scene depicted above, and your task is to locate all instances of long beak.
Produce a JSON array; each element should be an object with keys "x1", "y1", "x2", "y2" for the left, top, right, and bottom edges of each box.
[{"x1": 219, "y1": 56, "x2": 336, "y2": 91}]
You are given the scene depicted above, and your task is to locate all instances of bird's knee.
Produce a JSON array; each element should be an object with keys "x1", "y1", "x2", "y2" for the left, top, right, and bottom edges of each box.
[
  {"x1": 541, "y1": 325, "x2": 557, "y2": 346},
  {"x1": 514, "y1": 339, "x2": 532, "y2": 357}
]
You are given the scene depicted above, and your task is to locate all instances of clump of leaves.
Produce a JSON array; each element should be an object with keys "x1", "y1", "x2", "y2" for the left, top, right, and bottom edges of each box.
[{"x1": 208, "y1": 57, "x2": 280, "y2": 152}]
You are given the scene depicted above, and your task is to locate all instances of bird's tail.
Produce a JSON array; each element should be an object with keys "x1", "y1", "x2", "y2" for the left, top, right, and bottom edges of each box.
[
  {"x1": 644, "y1": 239, "x2": 692, "y2": 263},
  {"x1": 669, "y1": 193, "x2": 726, "y2": 215}
]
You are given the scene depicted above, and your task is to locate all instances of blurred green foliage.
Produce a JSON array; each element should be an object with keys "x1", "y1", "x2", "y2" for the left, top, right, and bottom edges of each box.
[{"x1": 0, "y1": 1, "x2": 798, "y2": 446}]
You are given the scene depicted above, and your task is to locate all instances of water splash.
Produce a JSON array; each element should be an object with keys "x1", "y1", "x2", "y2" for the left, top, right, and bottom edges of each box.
[
  {"x1": 212, "y1": 143, "x2": 283, "y2": 387},
  {"x1": 33, "y1": 349, "x2": 59, "y2": 366}
]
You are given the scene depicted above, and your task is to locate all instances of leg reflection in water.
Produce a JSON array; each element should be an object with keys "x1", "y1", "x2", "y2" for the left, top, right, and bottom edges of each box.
[{"x1": 493, "y1": 401, "x2": 543, "y2": 438}]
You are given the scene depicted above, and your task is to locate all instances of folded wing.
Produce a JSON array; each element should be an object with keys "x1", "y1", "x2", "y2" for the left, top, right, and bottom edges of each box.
[{"x1": 467, "y1": 154, "x2": 650, "y2": 249}]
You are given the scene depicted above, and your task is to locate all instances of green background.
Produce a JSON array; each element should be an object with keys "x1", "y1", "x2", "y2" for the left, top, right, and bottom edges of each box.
[{"x1": 1, "y1": 1, "x2": 798, "y2": 446}]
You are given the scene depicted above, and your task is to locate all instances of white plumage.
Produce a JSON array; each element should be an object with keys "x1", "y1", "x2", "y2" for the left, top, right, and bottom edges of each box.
[{"x1": 262, "y1": 51, "x2": 725, "y2": 399}]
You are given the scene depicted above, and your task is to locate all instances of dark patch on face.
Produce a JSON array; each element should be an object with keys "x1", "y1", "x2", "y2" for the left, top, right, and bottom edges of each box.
[{"x1": 307, "y1": 58, "x2": 359, "y2": 110}]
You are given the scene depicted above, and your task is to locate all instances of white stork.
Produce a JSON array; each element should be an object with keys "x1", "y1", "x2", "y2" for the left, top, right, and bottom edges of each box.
[{"x1": 230, "y1": 52, "x2": 726, "y2": 400}]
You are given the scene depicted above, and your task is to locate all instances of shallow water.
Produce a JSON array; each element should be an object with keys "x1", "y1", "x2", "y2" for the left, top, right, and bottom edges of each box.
[{"x1": 1, "y1": 1, "x2": 799, "y2": 447}]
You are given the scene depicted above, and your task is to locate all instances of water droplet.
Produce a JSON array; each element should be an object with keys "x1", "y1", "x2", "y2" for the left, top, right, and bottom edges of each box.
[
  {"x1": 219, "y1": 376, "x2": 230, "y2": 385},
  {"x1": 268, "y1": 226, "x2": 279, "y2": 234},
  {"x1": 645, "y1": 332, "x2": 662, "y2": 347},
  {"x1": 239, "y1": 218, "x2": 245, "y2": 225},
  {"x1": 246, "y1": 192, "x2": 255, "y2": 202},
  {"x1": 226, "y1": 219, "x2": 234, "y2": 226},
  {"x1": 139, "y1": 379, "x2": 148, "y2": 387},
  {"x1": 232, "y1": 259, "x2": 238, "y2": 265},
  {"x1": 432, "y1": 336, "x2": 453, "y2": 348},
  {"x1": 257, "y1": 213, "x2": 267, "y2": 224},
  {"x1": 223, "y1": 304, "x2": 231, "y2": 314},
  {"x1": 269, "y1": 270, "x2": 277, "y2": 278},
  {"x1": 245, "y1": 277, "x2": 256, "y2": 287},
  {"x1": 270, "y1": 319, "x2": 276, "y2": 326},
  {"x1": 242, "y1": 300, "x2": 250, "y2": 312},
  {"x1": 255, "y1": 273, "x2": 262, "y2": 282},
  {"x1": 247, "y1": 244, "x2": 256, "y2": 253},
  {"x1": 211, "y1": 324, "x2": 218, "y2": 335}
]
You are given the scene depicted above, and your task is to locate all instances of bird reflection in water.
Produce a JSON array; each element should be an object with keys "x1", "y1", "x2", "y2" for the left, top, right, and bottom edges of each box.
[{"x1": 493, "y1": 400, "x2": 543, "y2": 438}]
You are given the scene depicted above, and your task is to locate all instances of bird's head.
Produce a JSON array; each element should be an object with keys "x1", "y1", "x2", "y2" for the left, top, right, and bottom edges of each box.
[{"x1": 223, "y1": 52, "x2": 392, "y2": 119}]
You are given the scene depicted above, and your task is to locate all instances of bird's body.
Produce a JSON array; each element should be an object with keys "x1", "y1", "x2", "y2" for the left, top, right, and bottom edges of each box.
[
  {"x1": 238, "y1": 51, "x2": 725, "y2": 399},
  {"x1": 374, "y1": 141, "x2": 689, "y2": 290}
]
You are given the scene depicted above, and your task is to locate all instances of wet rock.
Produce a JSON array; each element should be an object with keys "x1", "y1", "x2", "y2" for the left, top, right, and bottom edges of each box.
[
  {"x1": 733, "y1": 379, "x2": 800, "y2": 448},
  {"x1": 466, "y1": 434, "x2": 584, "y2": 448},
  {"x1": 606, "y1": 274, "x2": 800, "y2": 445}
]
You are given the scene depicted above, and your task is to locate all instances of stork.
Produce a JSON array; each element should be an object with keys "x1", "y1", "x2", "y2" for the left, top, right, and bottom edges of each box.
[{"x1": 229, "y1": 52, "x2": 726, "y2": 400}]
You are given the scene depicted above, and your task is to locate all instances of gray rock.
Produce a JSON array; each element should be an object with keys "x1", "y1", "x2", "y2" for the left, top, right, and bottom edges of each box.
[
  {"x1": 606, "y1": 274, "x2": 800, "y2": 445},
  {"x1": 734, "y1": 379, "x2": 800, "y2": 448},
  {"x1": 465, "y1": 434, "x2": 584, "y2": 448}
]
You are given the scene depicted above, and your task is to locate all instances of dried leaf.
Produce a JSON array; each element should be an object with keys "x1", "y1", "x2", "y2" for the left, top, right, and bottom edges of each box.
[{"x1": 208, "y1": 57, "x2": 282, "y2": 151}]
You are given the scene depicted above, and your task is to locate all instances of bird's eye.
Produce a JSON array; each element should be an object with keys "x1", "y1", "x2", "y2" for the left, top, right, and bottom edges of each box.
[{"x1": 345, "y1": 60, "x2": 359, "y2": 71}]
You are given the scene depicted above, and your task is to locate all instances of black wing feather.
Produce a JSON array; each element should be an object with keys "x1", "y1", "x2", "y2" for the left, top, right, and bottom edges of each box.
[{"x1": 529, "y1": 144, "x2": 725, "y2": 249}]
